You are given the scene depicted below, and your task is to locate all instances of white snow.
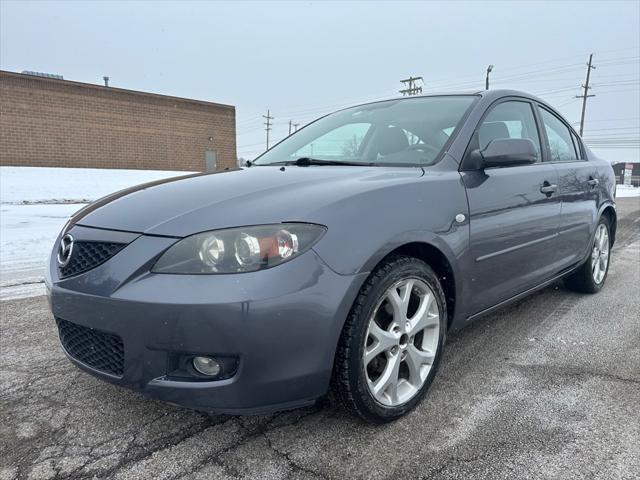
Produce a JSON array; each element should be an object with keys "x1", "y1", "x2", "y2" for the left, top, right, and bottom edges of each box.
[
  {"x1": 616, "y1": 185, "x2": 640, "y2": 198},
  {"x1": 0, "y1": 167, "x2": 189, "y2": 300},
  {"x1": 0, "y1": 166, "x2": 188, "y2": 204}
]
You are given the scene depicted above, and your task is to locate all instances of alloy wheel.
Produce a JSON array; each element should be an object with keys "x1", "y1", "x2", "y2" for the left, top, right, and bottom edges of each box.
[
  {"x1": 591, "y1": 223, "x2": 610, "y2": 284},
  {"x1": 363, "y1": 278, "x2": 440, "y2": 406}
]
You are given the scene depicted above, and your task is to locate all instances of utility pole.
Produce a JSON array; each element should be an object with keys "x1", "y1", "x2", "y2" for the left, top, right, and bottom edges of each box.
[
  {"x1": 288, "y1": 120, "x2": 293, "y2": 136},
  {"x1": 399, "y1": 76, "x2": 423, "y2": 96},
  {"x1": 263, "y1": 109, "x2": 274, "y2": 149},
  {"x1": 576, "y1": 53, "x2": 596, "y2": 136},
  {"x1": 293, "y1": 123, "x2": 300, "y2": 132},
  {"x1": 485, "y1": 65, "x2": 494, "y2": 90}
]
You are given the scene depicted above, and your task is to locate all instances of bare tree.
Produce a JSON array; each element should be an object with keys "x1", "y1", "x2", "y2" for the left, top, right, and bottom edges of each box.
[{"x1": 341, "y1": 135, "x2": 361, "y2": 158}]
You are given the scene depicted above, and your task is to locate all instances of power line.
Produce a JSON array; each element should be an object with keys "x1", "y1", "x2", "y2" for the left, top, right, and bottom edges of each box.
[
  {"x1": 582, "y1": 135, "x2": 640, "y2": 140},
  {"x1": 238, "y1": 62, "x2": 636, "y2": 136},
  {"x1": 574, "y1": 117, "x2": 640, "y2": 123},
  {"x1": 263, "y1": 109, "x2": 273, "y2": 150},
  {"x1": 421, "y1": 48, "x2": 637, "y2": 87},
  {"x1": 424, "y1": 55, "x2": 636, "y2": 94},
  {"x1": 236, "y1": 51, "x2": 638, "y2": 154},
  {"x1": 258, "y1": 88, "x2": 397, "y2": 119},
  {"x1": 238, "y1": 51, "x2": 638, "y2": 133},
  {"x1": 597, "y1": 60, "x2": 640, "y2": 68},
  {"x1": 533, "y1": 85, "x2": 584, "y2": 95},
  {"x1": 423, "y1": 62, "x2": 582, "y2": 89},
  {"x1": 589, "y1": 87, "x2": 640, "y2": 95},
  {"x1": 554, "y1": 98, "x2": 581, "y2": 108},
  {"x1": 419, "y1": 64, "x2": 585, "y2": 94},
  {"x1": 583, "y1": 126, "x2": 640, "y2": 132},
  {"x1": 237, "y1": 139, "x2": 268, "y2": 149},
  {"x1": 597, "y1": 55, "x2": 640, "y2": 65},
  {"x1": 592, "y1": 80, "x2": 640, "y2": 87},
  {"x1": 585, "y1": 137, "x2": 640, "y2": 140}
]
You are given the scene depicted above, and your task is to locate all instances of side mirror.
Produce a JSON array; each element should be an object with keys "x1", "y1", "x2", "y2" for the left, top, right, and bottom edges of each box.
[{"x1": 467, "y1": 138, "x2": 538, "y2": 170}]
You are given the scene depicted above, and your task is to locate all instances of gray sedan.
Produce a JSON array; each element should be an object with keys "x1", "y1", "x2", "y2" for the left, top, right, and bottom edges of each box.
[{"x1": 46, "y1": 90, "x2": 616, "y2": 423}]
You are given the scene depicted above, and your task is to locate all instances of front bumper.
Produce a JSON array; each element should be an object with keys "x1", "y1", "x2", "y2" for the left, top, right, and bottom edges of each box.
[{"x1": 47, "y1": 225, "x2": 366, "y2": 414}]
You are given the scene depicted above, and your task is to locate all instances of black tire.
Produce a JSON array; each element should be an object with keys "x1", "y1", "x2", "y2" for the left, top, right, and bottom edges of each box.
[
  {"x1": 564, "y1": 216, "x2": 611, "y2": 294},
  {"x1": 331, "y1": 255, "x2": 447, "y2": 423}
]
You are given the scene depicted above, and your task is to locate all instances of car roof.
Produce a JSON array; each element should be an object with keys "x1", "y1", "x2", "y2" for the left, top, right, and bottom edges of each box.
[
  {"x1": 472, "y1": 88, "x2": 548, "y2": 104},
  {"x1": 350, "y1": 89, "x2": 547, "y2": 109},
  {"x1": 342, "y1": 88, "x2": 555, "y2": 113}
]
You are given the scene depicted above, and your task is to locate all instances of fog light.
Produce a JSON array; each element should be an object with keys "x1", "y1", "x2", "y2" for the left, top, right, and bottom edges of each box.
[{"x1": 192, "y1": 356, "x2": 221, "y2": 376}]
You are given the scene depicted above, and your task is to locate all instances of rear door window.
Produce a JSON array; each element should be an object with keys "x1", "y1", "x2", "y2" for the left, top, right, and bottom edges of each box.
[
  {"x1": 539, "y1": 108, "x2": 580, "y2": 162},
  {"x1": 570, "y1": 130, "x2": 584, "y2": 160}
]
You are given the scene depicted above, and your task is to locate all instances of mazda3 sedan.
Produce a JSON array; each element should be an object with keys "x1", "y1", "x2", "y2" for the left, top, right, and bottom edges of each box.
[{"x1": 47, "y1": 90, "x2": 616, "y2": 423}]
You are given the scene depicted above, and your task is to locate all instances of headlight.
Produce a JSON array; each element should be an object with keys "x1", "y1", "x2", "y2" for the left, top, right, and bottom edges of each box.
[{"x1": 152, "y1": 223, "x2": 326, "y2": 274}]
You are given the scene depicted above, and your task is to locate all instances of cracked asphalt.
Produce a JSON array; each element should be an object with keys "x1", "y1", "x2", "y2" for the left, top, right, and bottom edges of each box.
[{"x1": 1, "y1": 198, "x2": 639, "y2": 480}]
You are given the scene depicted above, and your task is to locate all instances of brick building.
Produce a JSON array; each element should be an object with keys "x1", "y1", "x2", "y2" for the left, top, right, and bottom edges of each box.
[{"x1": 0, "y1": 70, "x2": 236, "y2": 171}]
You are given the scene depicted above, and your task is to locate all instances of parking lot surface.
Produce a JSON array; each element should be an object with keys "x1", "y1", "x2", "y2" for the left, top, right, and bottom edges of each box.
[{"x1": 1, "y1": 198, "x2": 639, "y2": 480}]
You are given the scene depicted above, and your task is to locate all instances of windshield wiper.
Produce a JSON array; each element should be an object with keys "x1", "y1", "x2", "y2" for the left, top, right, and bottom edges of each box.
[{"x1": 272, "y1": 157, "x2": 372, "y2": 167}]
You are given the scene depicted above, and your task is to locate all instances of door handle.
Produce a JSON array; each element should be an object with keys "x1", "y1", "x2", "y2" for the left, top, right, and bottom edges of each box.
[
  {"x1": 587, "y1": 178, "x2": 599, "y2": 188},
  {"x1": 540, "y1": 182, "x2": 557, "y2": 195}
]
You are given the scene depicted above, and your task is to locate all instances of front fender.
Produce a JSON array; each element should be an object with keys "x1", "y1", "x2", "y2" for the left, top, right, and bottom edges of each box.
[
  {"x1": 311, "y1": 170, "x2": 469, "y2": 278},
  {"x1": 356, "y1": 229, "x2": 464, "y2": 279},
  {"x1": 311, "y1": 168, "x2": 470, "y2": 332}
]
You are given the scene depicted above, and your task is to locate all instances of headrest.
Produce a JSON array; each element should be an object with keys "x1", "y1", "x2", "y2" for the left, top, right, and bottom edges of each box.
[{"x1": 479, "y1": 122, "x2": 510, "y2": 149}]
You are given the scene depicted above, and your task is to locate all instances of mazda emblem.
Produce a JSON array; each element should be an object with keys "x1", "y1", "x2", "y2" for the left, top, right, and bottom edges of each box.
[{"x1": 57, "y1": 234, "x2": 74, "y2": 267}]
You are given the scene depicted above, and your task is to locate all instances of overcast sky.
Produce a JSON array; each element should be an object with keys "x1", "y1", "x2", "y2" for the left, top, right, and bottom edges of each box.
[{"x1": 1, "y1": 0, "x2": 639, "y2": 162}]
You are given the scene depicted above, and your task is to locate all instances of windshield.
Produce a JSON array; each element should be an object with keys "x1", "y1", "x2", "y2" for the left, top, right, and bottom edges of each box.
[{"x1": 254, "y1": 96, "x2": 477, "y2": 166}]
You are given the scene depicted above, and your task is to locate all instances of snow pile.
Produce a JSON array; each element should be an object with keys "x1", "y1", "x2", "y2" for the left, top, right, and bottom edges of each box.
[
  {"x1": 0, "y1": 167, "x2": 189, "y2": 300},
  {"x1": 617, "y1": 185, "x2": 640, "y2": 198},
  {"x1": 0, "y1": 166, "x2": 187, "y2": 204}
]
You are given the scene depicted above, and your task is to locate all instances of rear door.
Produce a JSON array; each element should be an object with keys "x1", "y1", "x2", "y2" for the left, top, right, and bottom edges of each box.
[
  {"x1": 536, "y1": 105, "x2": 598, "y2": 268},
  {"x1": 461, "y1": 99, "x2": 561, "y2": 315}
]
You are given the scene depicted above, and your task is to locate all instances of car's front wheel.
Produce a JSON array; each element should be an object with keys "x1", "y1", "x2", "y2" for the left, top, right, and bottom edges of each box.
[{"x1": 332, "y1": 255, "x2": 446, "y2": 423}]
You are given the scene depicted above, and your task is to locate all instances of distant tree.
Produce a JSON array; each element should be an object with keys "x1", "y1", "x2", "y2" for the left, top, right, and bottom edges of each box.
[{"x1": 341, "y1": 135, "x2": 361, "y2": 158}]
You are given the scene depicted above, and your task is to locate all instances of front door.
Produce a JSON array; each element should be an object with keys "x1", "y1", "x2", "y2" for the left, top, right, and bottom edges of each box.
[{"x1": 461, "y1": 99, "x2": 561, "y2": 315}]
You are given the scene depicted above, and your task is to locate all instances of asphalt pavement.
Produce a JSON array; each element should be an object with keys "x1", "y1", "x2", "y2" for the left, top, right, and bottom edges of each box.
[{"x1": 1, "y1": 197, "x2": 639, "y2": 480}]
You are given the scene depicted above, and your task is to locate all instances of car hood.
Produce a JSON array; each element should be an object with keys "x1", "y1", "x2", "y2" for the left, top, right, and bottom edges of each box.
[{"x1": 74, "y1": 166, "x2": 425, "y2": 237}]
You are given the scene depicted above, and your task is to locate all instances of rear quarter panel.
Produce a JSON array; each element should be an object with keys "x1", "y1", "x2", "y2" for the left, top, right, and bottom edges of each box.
[{"x1": 589, "y1": 149, "x2": 617, "y2": 243}]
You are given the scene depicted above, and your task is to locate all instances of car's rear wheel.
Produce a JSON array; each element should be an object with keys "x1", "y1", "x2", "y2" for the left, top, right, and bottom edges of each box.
[
  {"x1": 332, "y1": 255, "x2": 446, "y2": 423},
  {"x1": 564, "y1": 216, "x2": 611, "y2": 293}
]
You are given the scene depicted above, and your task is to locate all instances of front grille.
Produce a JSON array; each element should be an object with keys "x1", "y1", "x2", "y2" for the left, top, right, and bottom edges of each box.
[
  {"x1": 56, "y1": 318, "x2": 124, "y2": 376},
  {"x1": 59, "y1": 241, "x2": 125, "y2": 278}
]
